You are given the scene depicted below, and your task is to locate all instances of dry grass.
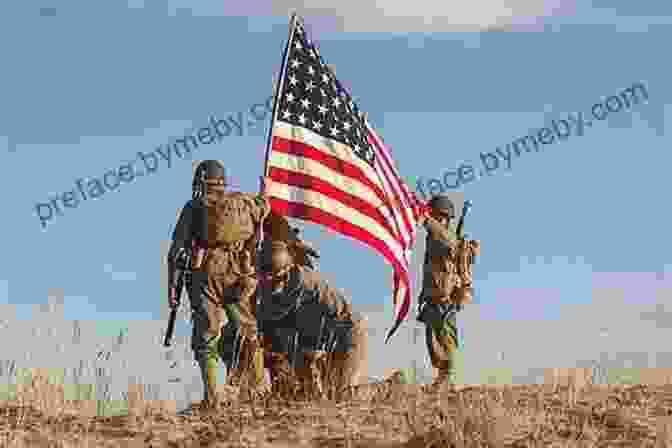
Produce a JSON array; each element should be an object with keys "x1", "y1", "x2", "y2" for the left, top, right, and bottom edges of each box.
[{"x1": 2, "y1": 368, "x2": 672, "y2": 447}]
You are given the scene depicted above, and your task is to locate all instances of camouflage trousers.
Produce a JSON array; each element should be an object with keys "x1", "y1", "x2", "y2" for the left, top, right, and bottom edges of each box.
[
  {"x1": 425, "y1": 313, "x2": 459, "y2": 384},
  {"x1": 187, "y1": 270, "x2": 262, "y2": 405}
]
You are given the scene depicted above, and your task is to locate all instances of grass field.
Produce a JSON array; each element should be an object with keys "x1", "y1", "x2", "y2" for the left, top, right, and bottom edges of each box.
[
  {"x1": 2, "y1": 367, "x2": 672, "y2": 447},
  {"x1": 3, "y1": 316, "x2": 672, "y2": 446}
]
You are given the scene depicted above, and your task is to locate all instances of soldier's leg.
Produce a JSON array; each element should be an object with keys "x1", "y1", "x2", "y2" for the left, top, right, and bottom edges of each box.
[
  {"x1": 188, "y1": 272, "x2": 227, "y2": 409},
  {"x1": 425, "y1": 315, "x2": 459, "y2": 388},
  {"x1": 230, "y1": 275, "x2": 268, "y2": 393},
  {"x1": 269, "y1": 352, "x2": 293, "y2": 398},
  {"x1": 219, "y1": 302, "x2": 242, "y2": 386},
  {"x1": 298, "y1": 351, "x2": 327, "y2": 399},
  {"x1": 331, "y1": 319, "x2": 368, "y2": 399}
]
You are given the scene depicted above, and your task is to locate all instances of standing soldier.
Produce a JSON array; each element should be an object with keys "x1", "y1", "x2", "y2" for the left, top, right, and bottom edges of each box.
[
  {"x1": 257, "y1": 214, "x2": 368, "y2": 400},
  {"x1": 166, "y1": 160, "x2": 271, "y2": 411},
  {"x1": 416, "y1": 194, "x2": 479, "y2": 391}
]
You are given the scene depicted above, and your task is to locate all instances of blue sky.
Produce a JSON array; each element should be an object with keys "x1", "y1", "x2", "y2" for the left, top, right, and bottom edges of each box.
[{"x1": 1, "y1": 1, "x2": 671, "y2": 376}]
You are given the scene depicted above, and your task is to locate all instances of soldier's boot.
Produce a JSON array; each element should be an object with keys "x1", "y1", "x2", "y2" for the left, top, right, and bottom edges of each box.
[
  {"x1": 429, "y1": 359, "x2": 456, "y2": 394},
  {"x1": 300, "y1": 352, "x2": 326, "y2": 400},
  {"x1": 270, "y1": 352, "x2": 292, "y2": 399},
  {"x1": 328, "y1": 352, "x2": 349, "y2": 401}
]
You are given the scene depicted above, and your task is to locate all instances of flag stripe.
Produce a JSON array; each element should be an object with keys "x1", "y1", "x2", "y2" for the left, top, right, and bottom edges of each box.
[
  {"x1": 371, "y1": 127, "x2": 421, "y2": 225},
  {"x1": 365, "y1": 124, "x2": 419, "y2": 341},
  {"x1": 372, "y1": 160, "x2": 407, "y2": 248},
  {"x1": 267, "y1": 164, "x2": 400, "y2": 240},
  {"x1": 267, "y1": 179, "x2": 408, "y2": 268},
  {"x1": 272, "y1": 124, "x2": 389, "y2": 205},
  {"x1": 268, "y1": 134, "x2": 396, "y2": 225},
  {"x1": 372, "y1": 150, "x2": 413, "y2": 247},
  {"x1": 267, "y1": 194, "x2": 410, "y2": 285},
  {"x1": 368, "y1": 124, "x2": 417, "y2": 246}
]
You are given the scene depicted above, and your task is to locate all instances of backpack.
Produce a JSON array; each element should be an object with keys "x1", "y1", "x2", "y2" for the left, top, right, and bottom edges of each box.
[{"x1": 193, "y1": 192, "x2": 257, "y2": 245}]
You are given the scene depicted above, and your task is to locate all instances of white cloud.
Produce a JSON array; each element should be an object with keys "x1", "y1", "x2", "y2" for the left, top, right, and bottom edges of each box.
[{"x1": 161, "y1": 0, "x2": 573, "y2": 33}]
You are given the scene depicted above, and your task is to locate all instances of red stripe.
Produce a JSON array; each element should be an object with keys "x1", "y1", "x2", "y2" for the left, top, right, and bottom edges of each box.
[
  {"x1": 385, "y1": 288, "x2": 411, "y2": 343},
  {"x1": 367, "y1": 124, "x2": 412, "y2": 209},
  {"x1": 372, "y1": 162, "x2": 405, "y2": 247},
  {"x1": 271, "y1": 135, "x2": 390, "y2": 208},
  {"x1": 368, "y1": 130, "x2": 416, "y2": 244},
  {"x1": 380, "y1": 152, "x2": 419, "y2": 225},
  {"x1": 368, "y1": 124, "x2": 414, "y2": 209},
  {"x1": 368, "y1": 127, "x2": 416, "y2": 242},
  {"x1": 267, "y1": 165, "x2": 400, "y2": 240},
  {"x1": 269, "y1": 196, "x2": 410, "y2": 286}
]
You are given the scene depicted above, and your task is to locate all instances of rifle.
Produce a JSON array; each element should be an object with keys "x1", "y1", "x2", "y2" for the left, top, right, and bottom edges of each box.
[
  {"x1": 456, "y1": 199, "x2": 472, "y2": 241},
  {"x1": 164, "y1": 247, "x2": 191, "y2": 347}
]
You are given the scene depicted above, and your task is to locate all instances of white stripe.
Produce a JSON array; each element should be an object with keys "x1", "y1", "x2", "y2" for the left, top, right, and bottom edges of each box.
[
  {"x1": 267, "y1": 180, "x2": 408, "y2": 268},
  {"x1": 368, "y1": 134, "x2": 417, "y2": 265},
  {"x1": 372, "y1": 161, "x2": 407, "y2": 246},
  {"x1": 272, "y1": 122, "x2": 381, "y2": 190},
  {"x1": 267, "y1": 150, "x2": 397, "y2": 226},
  {"x1": 272, "y1": 120, "x2": 410, "y2": 259},
  {"x1": 375, "y1": 160, "x2": 413, "y2": 250},
  {"x1": 371, "y1": 130, "x2": 418, "y2": 231},
  {"x1": 368, "y1": 126, "x2": 416, "y2": 240},
  {"x1": 368, "y1": 124, "x2": 417, "y2": 242}
]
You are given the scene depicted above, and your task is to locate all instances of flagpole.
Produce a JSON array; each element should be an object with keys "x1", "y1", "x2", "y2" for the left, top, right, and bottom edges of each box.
[
  {"x1": 262, "y1": 11, "x2": 299, "y2": 181},
  {"x1": 257, "y1": 12, "x2": 299, "y2": 270}
]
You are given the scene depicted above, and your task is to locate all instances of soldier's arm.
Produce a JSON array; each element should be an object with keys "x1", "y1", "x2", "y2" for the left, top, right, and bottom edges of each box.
[
  {"x1": 319, "y1": 280, "x2": 353, "y2": 321},
  {"x1": 241, "y1": 192, "x2": 271, "y2": 224}
]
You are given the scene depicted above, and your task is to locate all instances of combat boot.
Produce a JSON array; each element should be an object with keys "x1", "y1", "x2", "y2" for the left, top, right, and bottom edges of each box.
[
  {"x1": 428, "y1": 367, "x2": 455, "y2": 394},
  {"x1": 270, "y1": 352, "x2": 293, "y2": 399},
  {"x1": 196, "y1": 363, "x2": 220, "y2": 412},
  {"x1": 300, "y1": 352, "x2": 326, "y2": 400},
  {"x1": 196, "y1": 339, "x2": 222, "y2": 413}
]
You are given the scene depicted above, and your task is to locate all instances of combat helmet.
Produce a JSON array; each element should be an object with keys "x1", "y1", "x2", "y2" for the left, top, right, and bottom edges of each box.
[
  {"x1": 260, "y1": 211, "x2": 320, "y2": 272},
  {"x1": 192, "y1": 160, "x2": 226, "y2": 199},
  {"x1": 428, "y1": 194, "x2": 456, "y2": 219}
]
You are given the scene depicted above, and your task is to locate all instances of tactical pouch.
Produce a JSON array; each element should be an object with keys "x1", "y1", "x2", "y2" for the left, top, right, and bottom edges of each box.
[{"x1": 417, "y1": 302, "x2": 457, "y2": 325}]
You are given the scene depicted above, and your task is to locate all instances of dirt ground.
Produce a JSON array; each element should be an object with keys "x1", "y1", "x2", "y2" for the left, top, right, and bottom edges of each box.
[{"x1": 2, "y1": 376, "x2": 672, "y2": 447}]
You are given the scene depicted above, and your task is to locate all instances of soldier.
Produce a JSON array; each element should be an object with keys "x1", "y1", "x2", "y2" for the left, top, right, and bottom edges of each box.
[
  {"x1": 257, "y1": 214, "x2": 368, "y2": 400},
  {"x1": 416, "y1": 194, "x2": 480, "y2": 391},
  {"x1": 166, "y1": 160, "x2": 271, "y2": 411}
]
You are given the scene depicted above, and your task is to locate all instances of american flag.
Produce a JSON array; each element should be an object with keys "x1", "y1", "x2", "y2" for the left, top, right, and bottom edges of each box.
[{"x1": 263, "y1": 15, "x2": 424, "y2": 342}]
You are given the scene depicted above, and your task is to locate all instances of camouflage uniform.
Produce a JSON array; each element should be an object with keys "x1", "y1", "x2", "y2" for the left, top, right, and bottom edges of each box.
[
  {"x1": 256, "y1": 218, "x2": 367, "y2": 400},
  {"x1": 167, "y1": 160, "x2": 270, "y2": 410},
  {"x1": 418, "y1": 195, "x2": 480, "y2": 388}
]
